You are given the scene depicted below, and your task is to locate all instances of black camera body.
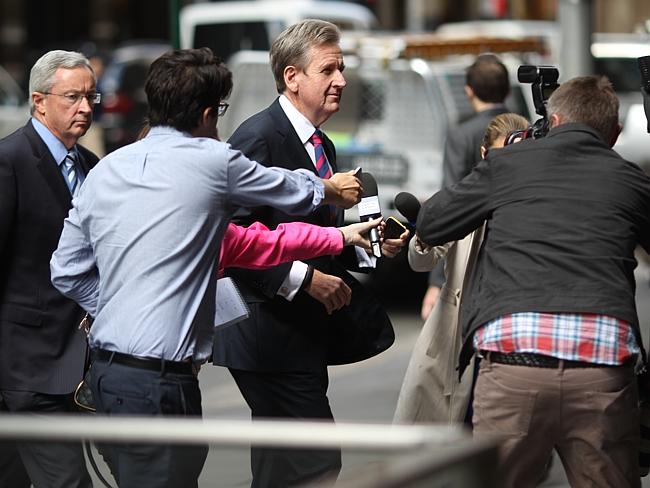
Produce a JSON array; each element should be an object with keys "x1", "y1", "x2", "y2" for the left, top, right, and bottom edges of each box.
[{"x1": 517, "y1": 65, "x2": 560, "y2": 139}]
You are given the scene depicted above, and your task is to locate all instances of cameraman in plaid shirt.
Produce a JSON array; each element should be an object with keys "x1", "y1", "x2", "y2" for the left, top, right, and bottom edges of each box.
[{"x1": 416, "y1": 75, "x2": 650, "y2": 488}]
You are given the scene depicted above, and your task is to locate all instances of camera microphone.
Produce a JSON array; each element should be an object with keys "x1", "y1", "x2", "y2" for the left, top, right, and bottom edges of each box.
[
  {"x1": 638, "y1": 56, "x2": 650, "y2": 133},
  {"x1": 394, "y1": 192, "x2": 421, "y2": 228},
  {"x1": 358, "y1": 172, "x2": 382, "y2": 258}
]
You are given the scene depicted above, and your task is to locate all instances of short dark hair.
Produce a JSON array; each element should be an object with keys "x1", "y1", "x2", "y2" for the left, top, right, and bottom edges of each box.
[
  {"x1": 145, "y1": 48, "x2": 232, "y2": 132},
  {"x1": 546, "y1": 75, "x2": 619, "y2": 143},
  {"x1": 466, "y1": 54, "x2": 510, "y2": 103}
]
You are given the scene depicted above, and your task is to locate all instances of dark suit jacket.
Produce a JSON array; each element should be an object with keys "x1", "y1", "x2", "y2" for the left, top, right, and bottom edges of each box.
[
  {"x1": 417, "y1": 123, "x2": 650, "y2": 374},
  {"x1": 0, "y1": 121, "x2": 98, "y2": 394},
  {"x1": 212, "y1": 99, "x2": 393, "y2": 372},
  {"x1": 441, "y1": 106, "x2": 509, "y2": 188}
]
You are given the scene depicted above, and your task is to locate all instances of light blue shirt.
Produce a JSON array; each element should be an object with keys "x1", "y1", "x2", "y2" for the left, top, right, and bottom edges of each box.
[
  {"x1": 50, "y1": 126, "x2": 325, "y2": 362},
  {"x1": 31, "y1": 117, "x2": 85, "y2": 189}
]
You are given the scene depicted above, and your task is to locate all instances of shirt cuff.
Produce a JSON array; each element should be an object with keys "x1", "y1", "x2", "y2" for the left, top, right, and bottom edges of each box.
[
  {"x1": 277, "y1": 261, "x2": 309, "y2": 301},
  {"x1": 295, "y1": 168, "x2": 325, "y2": 208}
]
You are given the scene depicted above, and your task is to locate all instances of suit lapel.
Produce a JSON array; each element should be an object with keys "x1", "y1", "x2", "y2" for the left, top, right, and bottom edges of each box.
[
  {"x1": 24, "y1": 123, "x2": 73, "y2": 209},
  {"x1": 268, "y1": 100, "x2": 316, "y2": 173},
  {"x1": 268, "y1": 100, "x2": 342, "y2": 224}
]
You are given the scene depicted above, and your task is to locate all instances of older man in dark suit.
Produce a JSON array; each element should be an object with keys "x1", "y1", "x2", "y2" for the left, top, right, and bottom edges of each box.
[
  {"x1": 213, "y1": 19, "x2": 407, "y2": 487},
  {"x1": 0, "y1": 50, "x2": 99, "y2": 488}
]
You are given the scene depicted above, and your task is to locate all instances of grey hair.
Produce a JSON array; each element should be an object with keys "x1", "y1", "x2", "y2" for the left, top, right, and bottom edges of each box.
[
  {"x1": 269, "y1": 19, "x2": 340, "y2": 94},
  {"x1": 29, "y1": 50, "x2": 95, "y2": 114},
  {"x1": 546, "y1": 75, "x2": 619, "y2": 143}
]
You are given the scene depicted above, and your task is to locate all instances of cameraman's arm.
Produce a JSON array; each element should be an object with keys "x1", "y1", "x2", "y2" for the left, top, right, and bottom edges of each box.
[{"x1": 417, "y1": 159, "x2": 491, "y2": 247}]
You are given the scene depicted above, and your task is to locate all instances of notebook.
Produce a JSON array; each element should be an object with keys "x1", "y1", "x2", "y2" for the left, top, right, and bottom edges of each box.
[{"x1": 214, "y1": 277, "x2": 250, "y2": 329}]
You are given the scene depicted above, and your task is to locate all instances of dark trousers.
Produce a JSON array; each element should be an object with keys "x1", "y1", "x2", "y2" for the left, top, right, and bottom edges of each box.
[
  {"x1": 230, "y1": 368, "x2": 342, "y2": 487},
  {"x1": 90, "y1": 358, "x2": 208, "y2": 488},
  {"x1": 0, "y1": 389, "x2": 92, "y2": 488},
  {"x1": 0, "y1": 394, "x2": 30, "y2": 488}
]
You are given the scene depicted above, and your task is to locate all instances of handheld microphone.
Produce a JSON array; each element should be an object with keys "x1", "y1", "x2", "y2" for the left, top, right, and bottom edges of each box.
[
  {"x1": 638, "y1": 56, "x2": 650, "y2": 133},
  {"x1": 358, "y1": 172, "x2": 382, "y2": 258},
  {"x1": 394, "y1": 192, "x2": 421, "y2": 229}
]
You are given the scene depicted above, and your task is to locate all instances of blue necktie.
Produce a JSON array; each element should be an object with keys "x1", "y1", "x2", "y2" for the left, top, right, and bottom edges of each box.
[{"x1": 61, "y1": 151, "x2": 79, "y2": 196}]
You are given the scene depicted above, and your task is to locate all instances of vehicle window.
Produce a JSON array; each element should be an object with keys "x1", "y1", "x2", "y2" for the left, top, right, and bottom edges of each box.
[
  {"x1": 194, "y1": 22, "x2": 270, "y2": 61},
  {"x1": 595, "y1": 58, "x2": 641, "y2": 93},
  {"x1": 505, "y1": 85, "x2": 529, "y2": 119}
]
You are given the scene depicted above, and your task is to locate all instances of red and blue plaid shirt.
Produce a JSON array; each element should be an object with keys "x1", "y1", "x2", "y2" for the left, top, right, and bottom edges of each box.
[{"x1": 474, "y1": 312, "x2": 640, "y2": 365}]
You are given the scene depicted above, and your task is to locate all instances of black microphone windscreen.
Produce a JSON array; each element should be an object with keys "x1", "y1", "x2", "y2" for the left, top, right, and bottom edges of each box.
[
  {"x1": 639, "y1": 56, "x2": 650, "y2": 90},
  {"x1": 394, "y1": 192, "x2": 420, "y2": 223},
  {"x1": 360, "y1": 172, "x2": 378, "y2": 197}
]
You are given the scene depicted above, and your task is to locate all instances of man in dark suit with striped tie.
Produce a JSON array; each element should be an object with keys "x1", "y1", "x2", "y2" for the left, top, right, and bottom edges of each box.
[
  {"x1": 213, "y1": 19, "x2": 407, "y2": 487},
  {"x1": 0, "y1": 50, "x2": 99, "y2": 488}
]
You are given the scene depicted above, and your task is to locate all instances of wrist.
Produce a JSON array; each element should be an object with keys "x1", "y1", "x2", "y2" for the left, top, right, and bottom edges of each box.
[
  {"x1": 338, "y1": 228, "x2": 347, "y2": 246},
  {"x1": 300, "y1": 265, "x2": 315, "y2": 291}
]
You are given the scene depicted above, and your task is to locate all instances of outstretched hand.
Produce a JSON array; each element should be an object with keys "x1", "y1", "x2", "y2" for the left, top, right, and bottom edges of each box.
[
  {"x1": 323, "y1": 170, "x2": 363, "y2": 209},
  {"x1": 380, "y1": 225, "x2": 410, "y2": 258},
  {"x1": 338, "y1": 217, "x2": 383, "y2": 250}
]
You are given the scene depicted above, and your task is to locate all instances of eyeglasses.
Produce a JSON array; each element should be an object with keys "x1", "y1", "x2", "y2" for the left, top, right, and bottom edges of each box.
[
  {"x1": 505, "y1": 128, "x2": 533, "y2": 146},
  {"x1": 217, "y1": 102, "x2": 229, "y2": 117},
  {"x1": 42, "y1": 92, "x2": 101, "y2": 106}
]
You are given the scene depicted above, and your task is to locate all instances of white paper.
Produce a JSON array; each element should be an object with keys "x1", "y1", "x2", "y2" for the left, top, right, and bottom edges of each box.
[
  {"x1": 358, "y1": 195, "x2": 381, "y2": 218},
  {"x1": 214, "y1": 277, "x2": 250, "y2": 329}
]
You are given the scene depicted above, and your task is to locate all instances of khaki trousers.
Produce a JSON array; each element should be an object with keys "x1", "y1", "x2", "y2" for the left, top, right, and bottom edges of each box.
[{"x1": 473, "y1": 358, "x2": 640, "y2": 488}]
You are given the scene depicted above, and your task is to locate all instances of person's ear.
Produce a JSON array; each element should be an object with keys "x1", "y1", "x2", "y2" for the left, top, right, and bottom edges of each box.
[
  {"x1": 480, "y1": 145, "x2": 488, "y2": 159},
  {"x1": 192, "y1": 106, "x2": 218, "y2": 138},
  {"x1": 32, "y1": 92, "x2": 46, "y2": 115},
  {"x1": 202, "y1": 106, "x2": 216, "y2": 125},
  {"x1": 608, "y1": 123, "x2": 622, "y2": 147},
  {"x1": 464, "y1": 85, "x2": 474, "y2": 100},
  {"x1": 549, "y1": 113, "x2": 562, "y2": 128},
  {"x1": 284, "y1": 65, "x2": 299, "y2": 94}
]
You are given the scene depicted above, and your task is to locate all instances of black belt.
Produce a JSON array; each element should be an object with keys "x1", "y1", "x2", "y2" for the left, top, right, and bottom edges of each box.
[
  {"x1": 484, "y1": 351, "x2": 618, "y2": 369},
  {"x1": 93, "y1": 349, "x2": 194, "y2": 375}
]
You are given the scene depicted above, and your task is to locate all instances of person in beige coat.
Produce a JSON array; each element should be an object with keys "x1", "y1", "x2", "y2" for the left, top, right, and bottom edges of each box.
[{"x1": 394, "y1": 113, "x2": 530, "y2": 424}]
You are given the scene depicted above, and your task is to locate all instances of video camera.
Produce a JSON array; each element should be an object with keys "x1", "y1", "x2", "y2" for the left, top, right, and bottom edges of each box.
[{"x1": 517, "y1": 65, "x2": 560, "y2": 139}]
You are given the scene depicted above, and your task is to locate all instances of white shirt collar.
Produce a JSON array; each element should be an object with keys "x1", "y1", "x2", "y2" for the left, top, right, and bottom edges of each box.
[{"x1": 278, "y1": 95, "x2": 317, "y2": 144}]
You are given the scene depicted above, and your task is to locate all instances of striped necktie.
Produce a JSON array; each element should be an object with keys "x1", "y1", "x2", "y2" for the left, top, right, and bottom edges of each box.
[
  {"x1": 310, "y1": 129, "x2": 337, "y2": 223},
  {"x1": 61, "y1": 150, "x2": 79, "y2": 196},
  {"x1": 310, "y1": 129, "x2": 332, "y2": 179}
]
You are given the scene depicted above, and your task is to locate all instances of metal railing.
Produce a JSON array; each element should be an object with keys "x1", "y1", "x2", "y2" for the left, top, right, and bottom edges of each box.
[{"x1": 0, "y1": 414, "x2": 499, "y2": 487}]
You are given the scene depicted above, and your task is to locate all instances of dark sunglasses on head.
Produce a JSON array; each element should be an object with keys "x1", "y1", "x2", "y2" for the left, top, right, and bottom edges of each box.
[{"x1": 505, "y1": 127, "x2": 534, "y2": 146}]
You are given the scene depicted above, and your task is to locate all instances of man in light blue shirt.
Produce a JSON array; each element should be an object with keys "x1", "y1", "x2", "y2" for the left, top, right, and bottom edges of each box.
[{"x1": 50, "y1": 48, "x2": 361, "y2": 487}]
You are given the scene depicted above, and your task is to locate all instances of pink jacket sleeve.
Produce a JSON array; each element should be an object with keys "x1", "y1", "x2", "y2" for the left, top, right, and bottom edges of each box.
[{"x1": 218, "y1": 222, "x2": 344, "y2": 273}]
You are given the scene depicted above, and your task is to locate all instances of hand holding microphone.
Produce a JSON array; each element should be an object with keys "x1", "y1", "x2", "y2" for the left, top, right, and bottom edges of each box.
[
  {"x1": 358, "y1": 172, "x2": 382, "y2": 258},
  {"x1": 338, "y1": 216, "x2": 383, "y2": 250}
]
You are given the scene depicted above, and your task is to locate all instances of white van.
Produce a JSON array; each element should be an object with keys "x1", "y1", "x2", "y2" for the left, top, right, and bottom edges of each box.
[{"x1": 179, "y1": 0, "x2": 377, "y2": 61}]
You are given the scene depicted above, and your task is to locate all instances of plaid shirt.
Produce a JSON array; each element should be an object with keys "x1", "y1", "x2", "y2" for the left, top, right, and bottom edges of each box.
[{"x1": 474, "y1": 312, "x2": 640, "y2": 366}]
